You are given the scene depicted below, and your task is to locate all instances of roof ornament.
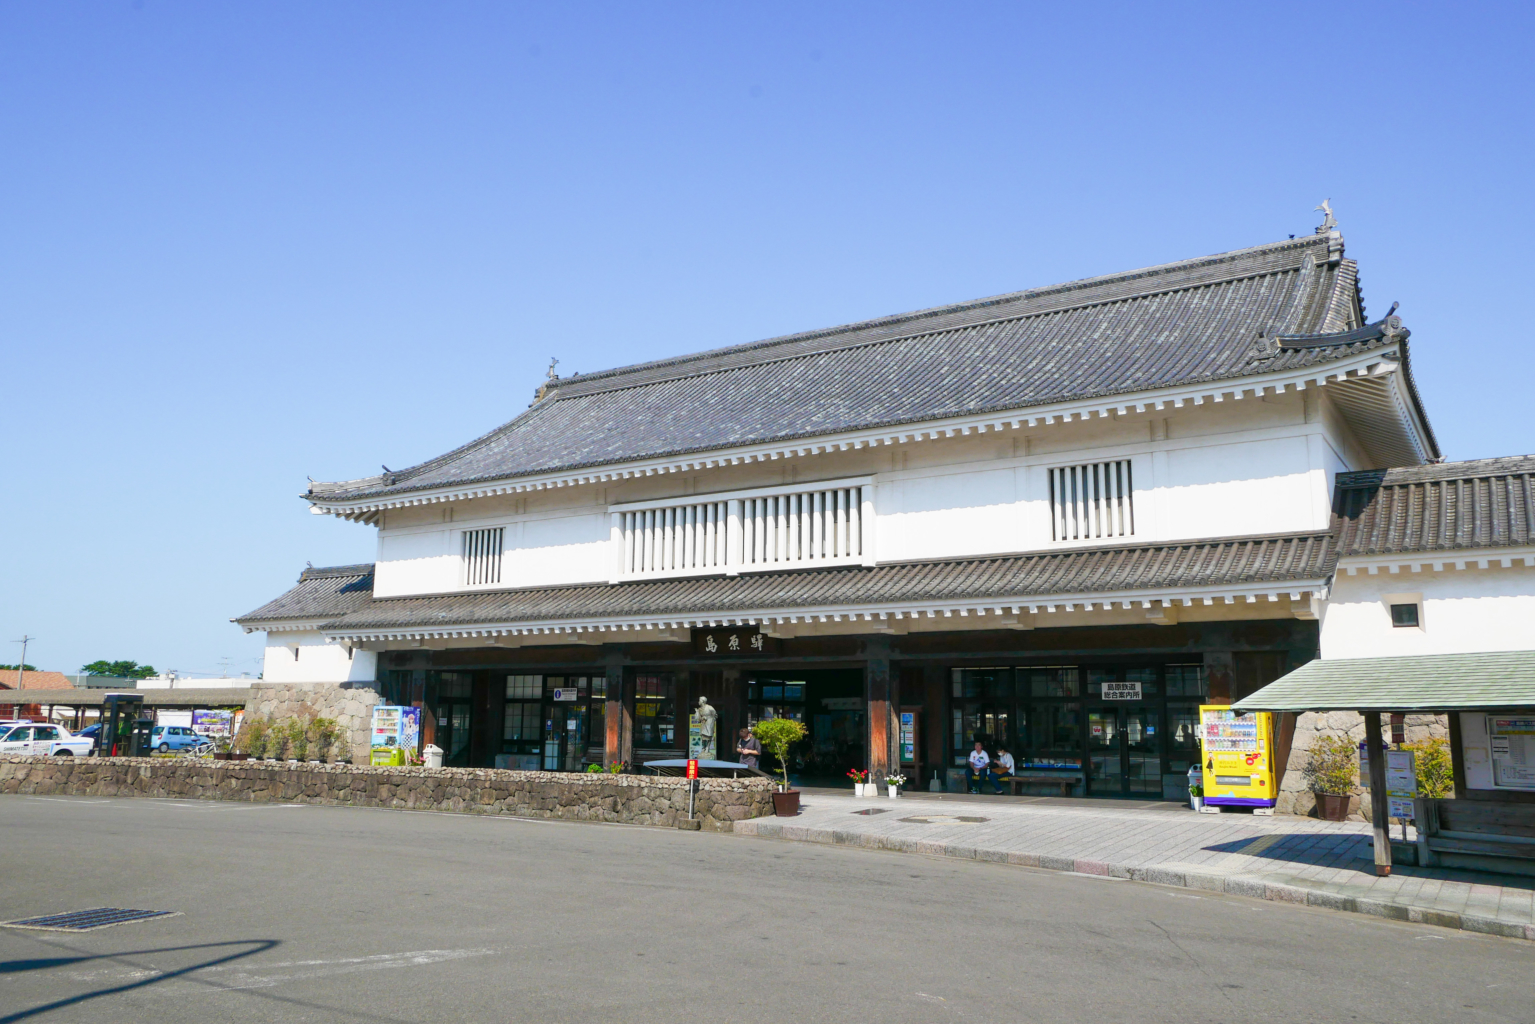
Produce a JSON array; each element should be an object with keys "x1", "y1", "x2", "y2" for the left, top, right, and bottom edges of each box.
[
  {"x1": 1275, "y1": 301, "x2": 1408, "y2": 350},
  {"x1": 1314, "y1": 199, "x2": 1337, "y2": 234},
  {"x1": 534, "y1": 358, "x2": 562, "y2": 403}
]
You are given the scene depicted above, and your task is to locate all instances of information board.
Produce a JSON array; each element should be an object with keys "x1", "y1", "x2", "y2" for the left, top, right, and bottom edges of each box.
[
  {"x1": 191, "y1": 709, "x2": 233, "y2": 737},
  {"x1": 1103, "y1": 681, "x2": 1142, "y2": 701},
  {"x1": 1489, "y1": 716, "x2": 1535, "y2": 789},
  {"x1": 900, "y1": 712, "x2": 916, "y2": 763}
]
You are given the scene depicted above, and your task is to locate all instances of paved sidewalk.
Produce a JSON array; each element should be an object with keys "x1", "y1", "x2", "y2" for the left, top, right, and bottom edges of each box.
[{"x1": 735, "y1": 790, "x2": 1535, "y2": 940}]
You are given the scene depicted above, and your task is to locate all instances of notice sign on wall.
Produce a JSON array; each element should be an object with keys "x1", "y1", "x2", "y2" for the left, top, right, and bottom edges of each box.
[
  {"x1": 1489, "y1": 717, "x2": 1535, "y2": 790},
  {"x1": 1103, "y1": 681, "x2": 1142, "y2": 701}
]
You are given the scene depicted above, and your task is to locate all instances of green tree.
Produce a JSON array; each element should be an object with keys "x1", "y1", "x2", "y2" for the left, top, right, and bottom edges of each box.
[
  {"x1": 79, "y1": 660, "x2": 157, "y2": 679},
  {"x1": 0, "y1": 663, "x2": 38, "y2": 672},
  {"x1": 752, "y1": 718, "x2": 808, "y2": 792}
]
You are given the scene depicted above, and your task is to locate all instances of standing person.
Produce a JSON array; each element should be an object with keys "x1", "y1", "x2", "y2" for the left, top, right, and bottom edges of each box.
[
  {"x1": 967, "y1": 740, "x2": 993, "y2": 794},
  {"x1": 736, "y1": 727, "x2": 761, "y2": 770}
]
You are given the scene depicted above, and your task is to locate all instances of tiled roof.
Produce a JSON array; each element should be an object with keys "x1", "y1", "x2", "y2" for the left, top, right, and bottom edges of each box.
[
  {"x1": 1233, "y1": 650, "x2": 1535, "y2": 712},
  {"x1": 0, "y1": 671, "x2": 74, "y2": 691},
  {"x1": 234, "y1": 564, "x2": 377, "y2": 626},
  {"x1": 312, "y1": 232, "x2": 1410, "y2": 503},
  {"x1": 1334, "y1": 455, "x2": 1535, "y2": 556},
  {"x1": 293, "y1": 531, "x2": 1333, "y2": 634}
]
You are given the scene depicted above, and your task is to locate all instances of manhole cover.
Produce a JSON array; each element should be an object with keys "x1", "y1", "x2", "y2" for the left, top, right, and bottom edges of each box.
[
  {"x1": 898, "y1": 815, "x2": 990, "y2": 824},
  {"x1": 2, "y1": 908, "x2": 181, "y2": 932},
  {"x1": 851, "y1": 807, "x2": 890, "y2": 816}
]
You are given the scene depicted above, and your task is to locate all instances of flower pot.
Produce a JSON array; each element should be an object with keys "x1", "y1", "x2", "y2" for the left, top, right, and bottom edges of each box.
[
  {"x1": 887, "y1": 786, "x2": 900, "y2": 798},
  {"x1": 772, "y1": 790, "x2": 801, "y2": 816},
  {"x1": 1189, "y1": 795, "x2": 1203, "y2": 811},
  {"x1": 1315, "y1": 793, "x2": 1351, "y2": 821}
]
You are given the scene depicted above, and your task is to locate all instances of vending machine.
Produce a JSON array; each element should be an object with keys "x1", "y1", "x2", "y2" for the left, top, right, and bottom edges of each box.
[{"x1": 1198, "y1": 704, "x2": 1277, "y2": 811}]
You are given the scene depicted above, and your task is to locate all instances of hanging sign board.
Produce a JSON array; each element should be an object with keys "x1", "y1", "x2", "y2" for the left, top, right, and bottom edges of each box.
[
  {"x1": 551, "y1": 688, "x2": 579, "y2": 702},
  {"x1": 1103, "y1": 681, "x2": 1142, "y2": 701},
  {"x1": 692, "y1": 628, "x2": 779, "y2": 656}
]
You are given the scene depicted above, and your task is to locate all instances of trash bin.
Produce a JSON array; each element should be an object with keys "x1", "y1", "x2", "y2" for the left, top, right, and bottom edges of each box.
[{"x1": 423, "y1": 744, "x2": 444, "y2": 769}]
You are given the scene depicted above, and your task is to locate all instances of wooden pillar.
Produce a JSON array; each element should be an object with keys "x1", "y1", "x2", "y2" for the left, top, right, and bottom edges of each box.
[
  {"x1": 603, "y1": 649, "x2": 630, "y2": 768},
  {"x1": 924, "y1": 663, "x2": 947, "y2": 788},
  {"x1": 1365, "y1": 712, "x2": 1392, "y2": 877},
  {"x1": 865, "y1": 636, "x2": 894, "y2": 778}
]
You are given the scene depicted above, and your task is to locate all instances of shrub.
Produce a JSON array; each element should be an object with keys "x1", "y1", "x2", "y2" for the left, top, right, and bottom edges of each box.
[
  {"x1": 752, "y1": 718, "x2": 807, "y2": 792},
  {"x1": 233, "y1": 719, "x2": 269, "y2": 758},
  {"x1": 1303, "y1": 735, "x2": 1357, "y2": 796},
  {"x1": 1402, "y1": 737, "x2": 1454, "y2": 798}
]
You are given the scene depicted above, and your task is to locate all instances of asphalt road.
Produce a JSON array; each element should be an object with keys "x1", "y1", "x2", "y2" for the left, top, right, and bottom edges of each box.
[{"x1": 1, "y1": 796, "x2": 1531, "y2": 1024}]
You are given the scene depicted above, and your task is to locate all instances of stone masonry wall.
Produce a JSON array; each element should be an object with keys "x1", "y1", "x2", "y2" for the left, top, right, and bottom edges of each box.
[
  {"x1": 1276, "y1": 712, "x2": 1448, "y2": 820},
  {"x1": 0, "y1": 756, "x2": 775, "y2": 831},
  {"x1": 241, "y1": 682, "x2": 383, "y2": 763}
]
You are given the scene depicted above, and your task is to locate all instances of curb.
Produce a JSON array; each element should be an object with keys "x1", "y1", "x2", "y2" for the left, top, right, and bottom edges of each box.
[{"x1": 734, "y1": 819, "x2": 1535, "y2": 942}]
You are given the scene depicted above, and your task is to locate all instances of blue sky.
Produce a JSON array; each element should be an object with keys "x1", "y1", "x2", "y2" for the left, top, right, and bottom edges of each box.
[{"x1": 2, "y1": 2, "x2": 1531, "y2": 677}]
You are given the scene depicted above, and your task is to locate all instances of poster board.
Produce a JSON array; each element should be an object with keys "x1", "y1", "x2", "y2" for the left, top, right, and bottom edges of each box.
[
  {"x1": 191, "y1": 709, "x2": 234, "y2": 737},
  {"x1": 1488, "y1": 716, "x2": 1535, "y2": 790}
]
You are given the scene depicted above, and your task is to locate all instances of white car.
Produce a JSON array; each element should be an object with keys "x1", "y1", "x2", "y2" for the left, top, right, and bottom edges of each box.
[{"x1": 0, "y1": 723, "x2": 95, "y2": 757}]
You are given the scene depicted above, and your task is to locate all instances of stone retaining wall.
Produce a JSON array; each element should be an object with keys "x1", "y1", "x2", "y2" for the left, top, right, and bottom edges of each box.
[
  {"x1": 1276, "y1": 712, "x2": 1448, "y2": 819},
  {"x1": 0, "y1": 756, "x2": 774, "y2": 831},
  {"x1": 241, "y1": 682, "x2": 383, "y2": 763}
]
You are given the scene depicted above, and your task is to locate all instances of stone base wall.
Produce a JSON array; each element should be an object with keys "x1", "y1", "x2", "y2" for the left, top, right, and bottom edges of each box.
[
  {"x1": 1277, "y1": 711, "x2": 1448, "y2": 820},
  {"x1": 0, "y1": 757, "x2": 774, "y2": 831},
  {"x1": 242, "y1": 682, "x2": 383, "y2": 763}
]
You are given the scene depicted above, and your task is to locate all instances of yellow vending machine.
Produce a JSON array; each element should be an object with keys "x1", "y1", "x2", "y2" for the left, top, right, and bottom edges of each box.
[{"x1": 1198, "y1": 705, "x2": 1276, "y2": 812}]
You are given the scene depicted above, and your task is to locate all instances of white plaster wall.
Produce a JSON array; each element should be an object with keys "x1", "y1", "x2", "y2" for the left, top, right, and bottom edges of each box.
[
  {"x1": 261, "y1": 630, "x2": 379, "y2": 684},
  {"x1": 876, "y1": 467, "x2": 1023, "y2": 561},
  {"x1": 1153, "y1": 435, "x2": 1320, "y2": 541},
  {"x1": 364, "y1": 388, "x2": 1375, "y2": 597},
  {"x1": 1321, "y1": 563, "x2": 1535, "y2": 659}
]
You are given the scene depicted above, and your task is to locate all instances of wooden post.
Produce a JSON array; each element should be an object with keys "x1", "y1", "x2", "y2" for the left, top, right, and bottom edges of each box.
[
  {"x1": 603, "y1": 651, "x2": 627, "y2": 768},
  {"x1": 1365, "y1": 712, "x2": 1392, "y2": 877},
  {"x1": 865, "y1": 636, "x2": 892, "y2": 779}
]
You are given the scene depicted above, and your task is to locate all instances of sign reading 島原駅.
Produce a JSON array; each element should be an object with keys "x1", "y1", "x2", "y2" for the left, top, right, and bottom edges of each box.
[{"x1": 691, "y1": 627, "x2": 780, "y2": 657}]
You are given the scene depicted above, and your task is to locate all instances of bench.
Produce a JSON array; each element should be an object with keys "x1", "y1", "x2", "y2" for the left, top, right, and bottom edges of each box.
[
  {"x1": 1415, "y1": 798, "x2": 1535, "y2": 878},
  {"x1": 1006, "y1": 772, "x2": 1086, "y2": 798}
]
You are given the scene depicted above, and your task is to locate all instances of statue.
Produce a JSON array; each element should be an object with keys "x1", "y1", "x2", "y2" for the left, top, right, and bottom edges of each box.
[
  {"x1": 690, "y1": 696, "x2": 718, "y2": 759},
  {"x1": 1314, "y1": 199, "x2": 1337, "y2": 233}
]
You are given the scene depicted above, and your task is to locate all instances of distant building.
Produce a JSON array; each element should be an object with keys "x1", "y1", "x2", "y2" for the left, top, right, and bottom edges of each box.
[{"x1": 1, "y1": 670, "x2": 75, "y2": 720}]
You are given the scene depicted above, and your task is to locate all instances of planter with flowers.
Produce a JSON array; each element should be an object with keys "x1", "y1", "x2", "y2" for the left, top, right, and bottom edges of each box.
[
  {"x1": 885, "y1": 773, "x2": 907, "y2": 798},
  {"x1": 847, "y1": 768, "x2": 873, "y2": 796}
]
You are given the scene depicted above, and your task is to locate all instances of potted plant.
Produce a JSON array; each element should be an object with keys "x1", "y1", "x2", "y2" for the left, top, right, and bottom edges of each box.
[
  {"x1": 753, "y1": 718, "x2": 807, "y2": 816},
  {"x1": 847, "y1": 768, "x2": 870, "y2": 796},
  {"x1": 1304, "y1": 735, "x2": 1358, "y2": 821},
  {"x1": 1188, "y1": 780, "x2": 1203, "y2": 811},
  {"x1": 885, "y1": 772, "x2": 906, "y2": 798}
]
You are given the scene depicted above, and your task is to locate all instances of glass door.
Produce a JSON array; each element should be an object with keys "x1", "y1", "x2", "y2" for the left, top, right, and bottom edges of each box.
[
  {"x1": 1090, "y1": 708, "x2": 1162, "y2": 796},
  {"x1": 1125, "y1": 709, "x2": 1161, "y2": 795},
  {"x1": 1088, "y1": 710, "x2": 1122, "y2": 793}
]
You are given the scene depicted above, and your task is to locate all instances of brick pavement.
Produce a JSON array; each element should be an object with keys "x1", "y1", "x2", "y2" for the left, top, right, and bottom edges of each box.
[{"x1": 734, "y1": 789, "x2": 1535, "y2": 940}]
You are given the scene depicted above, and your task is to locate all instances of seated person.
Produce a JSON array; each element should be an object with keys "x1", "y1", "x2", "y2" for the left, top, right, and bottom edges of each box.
[
  {"x1": 966, "y1": 741, "x2": 1003, "y2": 794},
  {"x1": 994, "y1": 747, "x2": 1015, "y2": 780}
]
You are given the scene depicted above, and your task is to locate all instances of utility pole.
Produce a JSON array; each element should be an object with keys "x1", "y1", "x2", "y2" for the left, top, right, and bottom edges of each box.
[{"x1": 11, "y1": 636, "x2": 35, "y2": 690}]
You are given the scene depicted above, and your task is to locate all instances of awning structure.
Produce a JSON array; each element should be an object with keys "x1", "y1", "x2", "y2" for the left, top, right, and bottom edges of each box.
[
  {"x1": 0, "y1": 688, "x2": 252, "y2": 709},
  {"x1": 1232, "y1": 651, "x2": 1535, "y2": 713}
]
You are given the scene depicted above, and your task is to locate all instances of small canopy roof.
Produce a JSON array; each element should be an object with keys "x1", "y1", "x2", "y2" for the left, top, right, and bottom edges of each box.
[{"x1": 1232, "y1": 651, "x2": 1535, "y2": 713}]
